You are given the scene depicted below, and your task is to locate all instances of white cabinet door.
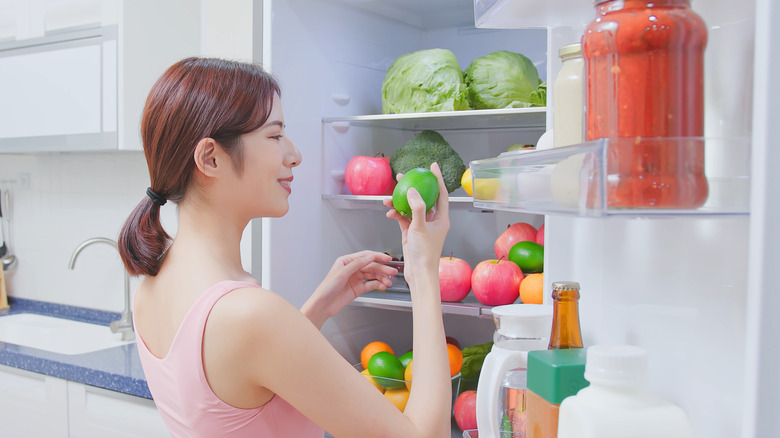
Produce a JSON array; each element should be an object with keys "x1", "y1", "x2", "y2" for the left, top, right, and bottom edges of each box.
[
  {"x1": 0, "y1": 364, "x2": 68, "y2": 438},
  {"x1": 67, "y1": 381, "x2": 170, "y2": 438}
]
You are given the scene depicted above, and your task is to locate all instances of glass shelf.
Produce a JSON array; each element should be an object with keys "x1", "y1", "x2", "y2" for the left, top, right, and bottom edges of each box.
[
  {"x1": 469, "y1": 137, "x2": 751, "y2": 217},
  {"x1": 322, "y1": 107, "x2": 546, "y2": 132},
  {"x1": 351, "y1": 291, "x2": 496, "y2": 318},
  {"x1": 322, "y1": 194, "x2": 484, "y2": 211}
]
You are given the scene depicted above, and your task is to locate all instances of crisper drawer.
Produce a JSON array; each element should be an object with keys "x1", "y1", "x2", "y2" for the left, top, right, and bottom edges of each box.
[
  {"x1": 0, "y1": 27, "x2": 117, "y2": 152},
  {"x1": 469, "y1": 137, "x2": 751, "y2": 216}
]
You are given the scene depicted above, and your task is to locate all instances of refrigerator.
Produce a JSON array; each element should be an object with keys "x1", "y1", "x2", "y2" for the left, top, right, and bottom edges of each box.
[{"x1": 254, "y1": 0, "x2": 779, "y2": 436}]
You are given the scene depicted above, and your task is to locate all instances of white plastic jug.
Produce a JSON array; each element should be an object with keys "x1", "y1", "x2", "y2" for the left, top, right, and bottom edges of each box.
[
  {"x1": 476, "y1": 304, "x2": 553, "y2": 438},
  {"x1": 557, "y1": 344, "x2": 694, "y2": 438}
]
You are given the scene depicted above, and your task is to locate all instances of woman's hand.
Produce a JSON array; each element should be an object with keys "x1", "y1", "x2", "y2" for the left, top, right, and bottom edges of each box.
[
  {"x1": 301, "y1": 250, "x2": 397, "y2": 329},
  {"x1": 383, "y1": 162, "x2": 450, "y2": 288}
]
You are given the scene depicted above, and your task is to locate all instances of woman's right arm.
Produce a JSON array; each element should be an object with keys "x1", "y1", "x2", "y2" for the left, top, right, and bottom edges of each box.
[{"x1": 384, "y1": 163, "x2": 451, "y2": 435}]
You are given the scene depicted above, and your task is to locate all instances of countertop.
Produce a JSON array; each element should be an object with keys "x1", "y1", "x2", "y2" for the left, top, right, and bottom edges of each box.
[{"x1": 0, "y1": 297, "x2": 151, "y2": 399}]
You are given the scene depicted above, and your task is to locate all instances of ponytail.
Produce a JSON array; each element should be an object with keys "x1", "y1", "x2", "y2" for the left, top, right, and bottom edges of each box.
[{"x1": 118, "y1": 196, "x2": 170, "y2": 276}]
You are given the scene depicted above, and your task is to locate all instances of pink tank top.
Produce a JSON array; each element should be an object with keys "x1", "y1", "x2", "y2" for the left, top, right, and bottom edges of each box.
[{"x1": 135, "y1": 280, "x2": 324, "y2": 438}]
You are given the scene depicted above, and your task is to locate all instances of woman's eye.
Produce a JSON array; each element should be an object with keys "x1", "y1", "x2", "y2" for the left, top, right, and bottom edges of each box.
[{"x1": 270, "y1": 135, "x2": 284, "y2": 140}]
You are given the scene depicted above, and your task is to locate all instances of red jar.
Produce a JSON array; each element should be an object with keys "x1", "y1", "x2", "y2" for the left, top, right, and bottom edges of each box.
[{"x1": 582, "y1": 0, "x2": 708, "y2": 208}]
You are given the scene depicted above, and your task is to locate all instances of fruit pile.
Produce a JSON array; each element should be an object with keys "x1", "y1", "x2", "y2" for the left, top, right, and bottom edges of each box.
[
  {"x1": 359, "y1": 339, "x2": 463, "y2": 411},
  {"x1": 440, "y1": 221, "x2": 546, "y2": 306}
]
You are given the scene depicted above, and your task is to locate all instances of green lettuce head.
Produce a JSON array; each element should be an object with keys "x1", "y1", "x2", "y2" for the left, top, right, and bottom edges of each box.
[
  {"x1": 381, "y1": 48, "x2": 470, "y2": 114},
  {"x1": 465, "y1": 50, "x2": 545, "y2": 109}
]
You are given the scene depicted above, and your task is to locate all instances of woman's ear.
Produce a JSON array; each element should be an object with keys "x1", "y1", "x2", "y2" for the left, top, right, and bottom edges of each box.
[{"x1": 193, "y1": 137, "x2": 220, "y2": 177}]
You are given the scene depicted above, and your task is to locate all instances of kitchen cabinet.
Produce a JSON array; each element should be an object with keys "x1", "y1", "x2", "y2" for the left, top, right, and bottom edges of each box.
[
  {"x1": 0, "y1": 364, "x2": 168, "y2": 438},
  {"x1": 67, "y1": 381, "x2": 168, "y2": 438},
  {"x1": 0, "y1": 364, "x2": 68, "y2": 438},
  {"x1": 0, "y1": 0, "x2": 199, "y2": 153}
]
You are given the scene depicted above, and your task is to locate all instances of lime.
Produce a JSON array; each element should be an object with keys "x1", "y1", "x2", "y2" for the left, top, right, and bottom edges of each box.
[
  {"x1": 508, "y1": 241, "x2": 544, "y2": 273},
  {"x1": 392, "y1": 168, "x2": 439, "y2": 217},
  {"x1": 398, "y1": 350, "x2": 413, "y2": 368},
  {"x1": 367, "y1": 351, "x2": 406, "y2": 389}
]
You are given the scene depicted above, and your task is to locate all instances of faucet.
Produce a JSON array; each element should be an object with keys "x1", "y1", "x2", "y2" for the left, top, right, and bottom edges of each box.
[{"x1": 68, "y1": 237, "x2": 135, "y2": 341}]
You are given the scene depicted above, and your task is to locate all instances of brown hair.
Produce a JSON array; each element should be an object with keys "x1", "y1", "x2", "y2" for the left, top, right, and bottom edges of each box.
[{"x1": 118, "y1": 57, "x2": 281, "y2": 276}]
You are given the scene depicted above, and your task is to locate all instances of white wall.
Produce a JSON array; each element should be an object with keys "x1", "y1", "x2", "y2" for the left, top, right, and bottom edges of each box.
[{"x1": 0, "y1": 152, "x2": 151, "y2": 312}]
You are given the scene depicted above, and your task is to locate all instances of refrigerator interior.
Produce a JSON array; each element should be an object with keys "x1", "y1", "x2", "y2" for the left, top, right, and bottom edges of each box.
[{"x1": 260, "y1": 0, "x2": 762, "y2": 436}]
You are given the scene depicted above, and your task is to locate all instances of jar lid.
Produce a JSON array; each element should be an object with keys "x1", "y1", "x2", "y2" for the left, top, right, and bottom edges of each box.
[
  {"x1": 584, "y1": 344, "x2": 648, "y2": 386},
  {"x1": 558, "y1": 43, "x2": 582, "y2": 59},
  {"x1": 552, "y1": 281, "x2": 580, "y2": 291},
  {"x1": 491, "y1": 304, "x2": 553, "y2": 338},
  {"x1": 527, "y1": 349, "x2": 589, "y2": 404}
]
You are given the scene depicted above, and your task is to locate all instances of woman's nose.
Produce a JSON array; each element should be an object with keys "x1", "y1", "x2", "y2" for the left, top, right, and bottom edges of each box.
[{"x1": 286, "y1": 138, "x2": 302, "y2": 167}]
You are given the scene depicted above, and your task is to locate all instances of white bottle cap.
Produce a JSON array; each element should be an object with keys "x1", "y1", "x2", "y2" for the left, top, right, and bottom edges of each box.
[
  {"x1": 491, "y1": 304, "x2": 553, "y2": 338},
  {"x1": 584, "y1": 344, "x2": 648, "y2": 386}
]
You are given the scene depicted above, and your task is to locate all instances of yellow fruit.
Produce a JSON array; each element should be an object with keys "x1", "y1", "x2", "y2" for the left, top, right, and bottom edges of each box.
[
  {"x1": 461, "y1": 168, "x2": 474, "y2": 196},
  {"x1": 474, "y1": 177, "x2": 500, "y2": 200},
  {"x1": 361, "y1": 369, "x2": 385, "y2": 393},
  {"x1": 384, "y1": 387, "x2": 410, "y2": 411},
  {"x1": 519, "y1": 273, "x2": 544, "y2": 304},
  {"x1": 404, "y1": 359, "x2": 413, "y2": 391}
]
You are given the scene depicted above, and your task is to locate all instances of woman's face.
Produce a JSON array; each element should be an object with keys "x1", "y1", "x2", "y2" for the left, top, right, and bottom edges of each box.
[{"x1": 234, "y1": 94, "x2": 302, "y2": 218}]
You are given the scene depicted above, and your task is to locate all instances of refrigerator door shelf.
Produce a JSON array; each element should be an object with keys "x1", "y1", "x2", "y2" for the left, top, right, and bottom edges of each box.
[{"x1": 470, "y1": 137, "x2": 751, "y2": 217}]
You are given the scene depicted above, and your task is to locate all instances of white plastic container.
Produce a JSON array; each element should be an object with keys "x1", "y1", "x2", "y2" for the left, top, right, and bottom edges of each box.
[{"x1": 557, "y1": 345, "x2": 694, "y2": 438}]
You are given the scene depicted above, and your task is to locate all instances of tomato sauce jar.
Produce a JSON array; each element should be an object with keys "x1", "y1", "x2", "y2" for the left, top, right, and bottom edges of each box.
[{"x1": 582, "y1": 0, "x2": 708, "y2": 209}]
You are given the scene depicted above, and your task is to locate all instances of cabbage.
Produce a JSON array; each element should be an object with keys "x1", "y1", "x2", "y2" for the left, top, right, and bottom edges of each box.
[
  {"x1": 381, "y1": 49, "x2": 470, "y2": 114},
  {"x1": 464, "y1": 50, "x2": 544, "y2": 109}
]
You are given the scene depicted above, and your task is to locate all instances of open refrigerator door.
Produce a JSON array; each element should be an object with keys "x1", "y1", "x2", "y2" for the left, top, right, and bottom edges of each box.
[{"x1": 258, "y1": 0, "x2": 778, "y2": 436}]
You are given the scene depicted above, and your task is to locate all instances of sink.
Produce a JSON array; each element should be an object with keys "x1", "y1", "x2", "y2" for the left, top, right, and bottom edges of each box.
[{"x1": 0, "y1": 313, "x2": 134, "y2": 355}]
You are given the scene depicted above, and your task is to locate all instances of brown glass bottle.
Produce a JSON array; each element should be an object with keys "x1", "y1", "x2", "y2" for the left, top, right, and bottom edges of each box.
[{"x1": 548, "y1": 281, "x2": 583, "y2": 349}]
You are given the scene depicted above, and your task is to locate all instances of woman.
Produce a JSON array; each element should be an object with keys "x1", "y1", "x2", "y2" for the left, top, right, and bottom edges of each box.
[{"x1": 118, "y1": 57, "x2": 452, "y2": 437}]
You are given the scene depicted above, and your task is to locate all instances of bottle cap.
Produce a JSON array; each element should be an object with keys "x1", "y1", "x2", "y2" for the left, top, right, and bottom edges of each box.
[
  {"x1": 558, "y1": 43, "x2": 582, "y2": 59},
  {"x1": 527, "y1": 349, "x2": 589, "y2": 404},
  {"x1": 491, "y1": 304, "x2": 553, "y2": 338},
  {"x1": 584, "y1": 344, "x2": 648, "y2": 386},
  {"x1": 552, "y1": 281, "x2": 580, "y2": 291}
]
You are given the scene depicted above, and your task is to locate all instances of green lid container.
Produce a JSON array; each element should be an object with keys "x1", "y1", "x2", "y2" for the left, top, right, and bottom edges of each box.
[{"x1": 527, "y1": 349, "x2": 589, "y2": 405}]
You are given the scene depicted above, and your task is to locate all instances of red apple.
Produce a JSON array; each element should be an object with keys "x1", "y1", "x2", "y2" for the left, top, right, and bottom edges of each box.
[
  {"x1": 344, "y1": 154, "x2": 396, "y2": 196},
  {"x1": 454, "y1": 390, "x2": 478, "y2": 431},
  {"x1": 446, "y1": 336, "x2": 461, "y2": 349},
  {"x1": 536, "y1": 224, "x2": 545, "y2": 246},
  {"x1": 439, "y1": 256, "x2": 472, "y2": 302},
  {"x1": 495, "y1": 222, "x2": 538, "y2": 259},
  {"x1": 471, "y1": 259, "x2": 523, "y2": 306}
]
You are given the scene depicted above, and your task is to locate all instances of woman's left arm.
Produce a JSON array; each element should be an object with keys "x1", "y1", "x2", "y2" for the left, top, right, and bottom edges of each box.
[{"x1": 301, "y1": 250, "x2": 397, "y2": 329}]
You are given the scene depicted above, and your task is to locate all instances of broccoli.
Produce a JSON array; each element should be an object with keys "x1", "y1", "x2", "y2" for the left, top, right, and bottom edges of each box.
[{"x1": 390, "y1": 130, "x2": 467, "y2": 193}]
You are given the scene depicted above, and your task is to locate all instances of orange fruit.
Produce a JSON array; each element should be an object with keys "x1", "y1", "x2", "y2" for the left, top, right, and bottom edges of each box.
[
  {"x1": 519, "y1": 273, "x2": 544, "y2": 304},
  {"x1": 384, "y1": 387, "x2": 410, "y2": 411},
  {"x1": 361, "y1": 369, "x2": 385, "y2": 393},
  {"x1": 361, "y1": 341, "x2": 394, "y2": 370},
  {"x1": 404, "y1": 359, "x2": 413, "y2": 390},
  {"x1": 367, "y1": 351, "x2": 406, "y2": 389},
  {"x1": 447, "y1": 343, "x2": 463, "y2": 377}
]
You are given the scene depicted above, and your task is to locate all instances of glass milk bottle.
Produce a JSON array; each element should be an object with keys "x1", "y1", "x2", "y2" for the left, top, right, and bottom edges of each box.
[{"x1": 553, "y1": 43, "x2": 584, "y2": 148}]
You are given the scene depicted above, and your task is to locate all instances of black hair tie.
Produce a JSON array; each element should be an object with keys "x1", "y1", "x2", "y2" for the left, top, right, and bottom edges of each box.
[{"x1": 146, "y1": 187, "x2": 167, "y2": 206}]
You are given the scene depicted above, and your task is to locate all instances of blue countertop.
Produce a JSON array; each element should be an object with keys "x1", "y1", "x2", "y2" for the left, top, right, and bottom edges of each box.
[{"x1": 0, "y1": 298, "x2": 151, "y2": 399}]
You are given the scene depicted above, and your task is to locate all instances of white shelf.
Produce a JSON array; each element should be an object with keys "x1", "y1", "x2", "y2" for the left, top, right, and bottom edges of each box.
[
  {"x1": 351, "y1": 291, "x2": 496, "y2": 318},
  {"x1": 322, "y1": 107, "x2": 546, "y2": 132},
  {"x1": 322, "y1": 194, "x2": 482, "y2": 210}
]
